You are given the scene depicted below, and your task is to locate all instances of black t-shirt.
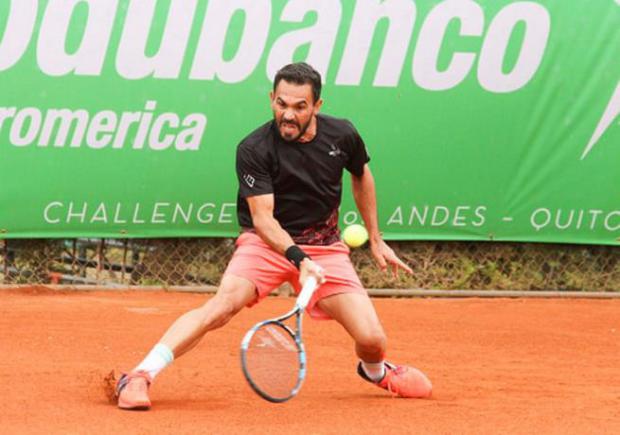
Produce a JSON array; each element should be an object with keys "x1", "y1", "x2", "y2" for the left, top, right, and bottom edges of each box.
[{"x1": 236, "y1": 114, "x2": 370, "y2": 245}]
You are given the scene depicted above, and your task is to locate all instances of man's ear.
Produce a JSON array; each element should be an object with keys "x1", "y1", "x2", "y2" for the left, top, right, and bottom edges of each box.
[{"x1": 313, "y1": 98, "x2": 323, "y2": 114}]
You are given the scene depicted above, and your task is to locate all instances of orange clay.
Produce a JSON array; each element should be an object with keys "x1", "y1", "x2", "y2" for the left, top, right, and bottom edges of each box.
[{"x1": 1, "y1": 288, "x2": 619, "y2": 434}]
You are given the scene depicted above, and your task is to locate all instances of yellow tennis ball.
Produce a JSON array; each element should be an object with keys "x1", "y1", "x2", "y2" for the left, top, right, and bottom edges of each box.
[{"x1": 342, "y1": 224, "x2": 369, "y2": 248}]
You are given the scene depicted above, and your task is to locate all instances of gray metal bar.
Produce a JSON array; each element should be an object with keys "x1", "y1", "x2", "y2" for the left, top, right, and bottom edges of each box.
[{"x1": 1, "y1": 285, "x2": 619, "y2": 298}]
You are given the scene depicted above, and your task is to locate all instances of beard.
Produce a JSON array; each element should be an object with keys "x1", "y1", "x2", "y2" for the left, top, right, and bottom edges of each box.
[{"x1": 277, "y1": 117, "x2": 311, "y2": 142}]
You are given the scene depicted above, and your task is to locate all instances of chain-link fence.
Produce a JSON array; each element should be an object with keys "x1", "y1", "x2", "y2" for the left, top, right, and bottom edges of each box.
[{"x1": 1, "y1": 238, "x2": 618, "y2": 292}]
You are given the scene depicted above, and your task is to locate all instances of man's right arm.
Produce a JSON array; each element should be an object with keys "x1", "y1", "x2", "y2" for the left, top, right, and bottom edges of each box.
[
  {"x1": 246, "y1": 193, "x2": 295, "y2": 255},
  {"x1": 247, "y1": 194, "x2": 325, "y2": 285}
]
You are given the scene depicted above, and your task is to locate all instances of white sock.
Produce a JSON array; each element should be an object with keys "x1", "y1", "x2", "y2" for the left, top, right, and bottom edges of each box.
[
  {"x1": 361, "y1": 360, "x2": 386, "y2": 382},
  {"x1": 134, "y1": 343, "x2": 174, "y2": 380}
]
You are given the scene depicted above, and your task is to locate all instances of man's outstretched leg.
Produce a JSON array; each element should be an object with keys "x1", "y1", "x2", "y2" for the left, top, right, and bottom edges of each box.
[
  {"x1": 116, "y1": 274, "x2": 256, "y2": 410},
  {"x1": 317, "y1": 292, "x2": 432, "y2": 398}
]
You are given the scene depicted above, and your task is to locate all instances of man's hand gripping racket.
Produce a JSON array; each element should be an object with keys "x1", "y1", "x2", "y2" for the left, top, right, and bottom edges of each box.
[{"x1": 240, "y1": 275, "x2": 320, "y2": 403}]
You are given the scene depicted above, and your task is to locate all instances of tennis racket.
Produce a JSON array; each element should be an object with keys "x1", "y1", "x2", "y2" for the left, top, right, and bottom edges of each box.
[{"x1": 240, "y1": 276, "x2": 318, "y2": 403}]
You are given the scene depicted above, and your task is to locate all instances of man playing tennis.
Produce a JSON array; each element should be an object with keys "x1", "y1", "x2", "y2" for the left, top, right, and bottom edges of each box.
[{"x1": 116, "y1": 62, "x2": 432, "y2": 410}]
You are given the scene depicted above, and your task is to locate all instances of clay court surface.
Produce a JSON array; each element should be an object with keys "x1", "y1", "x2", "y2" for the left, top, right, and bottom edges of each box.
[{"x1": 1, "y1": 288, "x2": 619, "y2": 434}]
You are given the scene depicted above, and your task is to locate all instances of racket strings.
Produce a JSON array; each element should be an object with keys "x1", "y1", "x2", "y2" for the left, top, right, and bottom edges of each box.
[{"x1": 245, "y1": 324, "x2": 300, "y2": 400}]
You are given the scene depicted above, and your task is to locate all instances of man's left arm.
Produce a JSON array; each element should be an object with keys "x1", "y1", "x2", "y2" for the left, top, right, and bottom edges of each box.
[{"x1": 351, "y1": 164, "x2": 413, "y2": 277}]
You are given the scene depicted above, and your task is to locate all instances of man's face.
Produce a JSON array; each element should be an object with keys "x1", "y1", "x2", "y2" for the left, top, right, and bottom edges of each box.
[{"x1": 271, "y1": 80, "x2": 322, "y2": 142}]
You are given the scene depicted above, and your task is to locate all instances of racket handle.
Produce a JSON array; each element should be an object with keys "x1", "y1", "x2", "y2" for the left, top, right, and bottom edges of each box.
[{"x1": 296, "y1": 276, "x2": 318, "y2": 310}]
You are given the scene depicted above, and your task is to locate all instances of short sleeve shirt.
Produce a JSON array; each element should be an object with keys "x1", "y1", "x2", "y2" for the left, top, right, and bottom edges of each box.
[{"x1": 236, "y1": 114, "x2": 370, "y2": 245}]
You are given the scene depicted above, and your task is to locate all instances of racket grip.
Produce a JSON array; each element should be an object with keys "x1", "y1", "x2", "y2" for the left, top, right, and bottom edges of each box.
[{"x1": 296, "y1": 276, "x2": 318, "y2": 310}]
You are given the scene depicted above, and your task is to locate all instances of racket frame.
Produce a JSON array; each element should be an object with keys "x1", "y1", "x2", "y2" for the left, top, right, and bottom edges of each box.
[{"x1": 240, "y1": 277, "x2": 317, "y2": 403}]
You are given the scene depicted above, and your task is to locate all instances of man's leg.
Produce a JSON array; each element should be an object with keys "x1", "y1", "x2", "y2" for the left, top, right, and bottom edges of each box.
[
  {"x1": 117, "y1": 274, "x2": 256, "y2": 410},
  {"x1": 317, "y1": 292, "x2": 432, "y2": 398},
  {"x1": 317, "y1": 292, "x2": 386, "y2": 364},
  {"x1": 159, "y1": 274, "x2": 256, "y2": 358}
]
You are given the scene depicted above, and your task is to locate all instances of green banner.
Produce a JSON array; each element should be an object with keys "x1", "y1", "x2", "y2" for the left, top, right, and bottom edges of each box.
[{"x1": 0, "y1": 0, "x2": 619, "y2": 245}]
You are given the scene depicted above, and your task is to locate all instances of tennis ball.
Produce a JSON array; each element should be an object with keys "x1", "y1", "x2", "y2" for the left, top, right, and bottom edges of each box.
[{"x1": 342, "y1": 224, "x2": 369, "y2": 248}]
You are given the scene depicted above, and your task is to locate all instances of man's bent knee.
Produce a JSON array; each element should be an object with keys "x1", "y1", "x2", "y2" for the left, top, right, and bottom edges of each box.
[{"x1": 355, "y1": 330, "x2": 387, "y2": 357}]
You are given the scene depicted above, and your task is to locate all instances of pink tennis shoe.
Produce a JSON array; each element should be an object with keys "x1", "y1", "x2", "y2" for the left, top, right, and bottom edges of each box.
[
  {"x1": 116, "y1": 371, "x2": 152, "y2": 410},
  {"x1": 357, "y1": 362, "x2": 432, "y2": 398}
]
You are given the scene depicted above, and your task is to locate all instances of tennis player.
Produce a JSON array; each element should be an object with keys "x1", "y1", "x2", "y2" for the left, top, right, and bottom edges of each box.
[{"x1": 116, "y1": 62, "x2": 432, "y2": 410}]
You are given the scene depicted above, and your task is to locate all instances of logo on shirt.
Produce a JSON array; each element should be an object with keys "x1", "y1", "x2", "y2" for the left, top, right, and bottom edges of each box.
[
  {"x1": 243, "y1": 174, "x2": 255, "y2": 188},
  {"x1": 328, "y1": 143, "x2": 342, "y2": 157}
]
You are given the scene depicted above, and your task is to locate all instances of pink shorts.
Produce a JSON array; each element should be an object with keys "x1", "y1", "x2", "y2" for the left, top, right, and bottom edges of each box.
[{"x1": 223, "y1": 232, "x2": 366, "y2": 320}]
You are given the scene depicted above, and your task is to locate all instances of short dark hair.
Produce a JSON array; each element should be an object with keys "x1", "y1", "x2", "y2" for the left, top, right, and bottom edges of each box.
[{"x1": 273, "y1": 62, "x2": 322, "y2": 103}]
